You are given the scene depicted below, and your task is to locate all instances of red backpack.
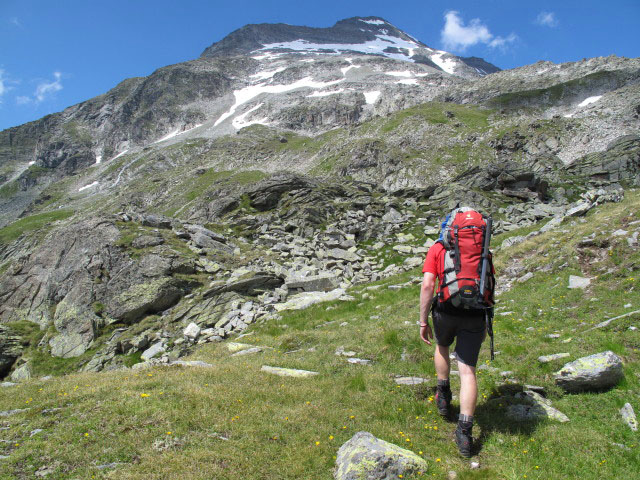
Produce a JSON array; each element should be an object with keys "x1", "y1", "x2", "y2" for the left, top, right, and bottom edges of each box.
[{"x1": 436, "y1": 207, "x2": 495, "y2": 310}]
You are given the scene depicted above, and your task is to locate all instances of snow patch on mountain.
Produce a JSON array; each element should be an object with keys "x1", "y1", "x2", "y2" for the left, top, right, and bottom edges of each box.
[
  {"x1": 364, "y1": 91, "x2": 381, "y2": 104},
  {"x1": 258, "y1": 34, "x2": 421, "y2": 63},
  {"x1": 154, "y1": 124, "x2": 203, "y2": 144},
  {"x1": 251, "y1": 67, "x2": 287, "y2": 80},
  {"x1": 385, "y1": 70, "x2": 413, "y2": 77},
  {"x1": 110, "y1": 150, "x2": 129, "y2": 162},
  {"x1": 360, "y1": 19, "x2": 386, "y2": 25},
  {"x1": 215, "y1": 77, "x2": 345, "y2": 127},
  {"x1": 307, "y1": 89, "x2": 346, "y2": 98},
  {"x1": 232, "y1": 103, "x2": 269, "y2": 129},
  {"x1": 578, "y1": 95, "x2": 602, "y2": 108},
  {"x1": 78, "y1": 181, "x2": 99, "y2": 192},
  {"x1": 430, "y1": 52, "x2": 457, "y2": 75},
  {"x1": 397, "y1": 79, "x2": 418, "y2": 85}
]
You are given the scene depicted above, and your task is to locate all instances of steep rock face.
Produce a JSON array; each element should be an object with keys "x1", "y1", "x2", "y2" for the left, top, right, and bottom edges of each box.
[{"x1": 0, "y1": 218, "x2": 187, "y2": 356}]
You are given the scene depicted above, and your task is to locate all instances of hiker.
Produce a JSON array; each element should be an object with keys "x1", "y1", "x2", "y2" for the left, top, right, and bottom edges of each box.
[{"x1": 419, "y1": 207, "x2": 495, "y2": 457}]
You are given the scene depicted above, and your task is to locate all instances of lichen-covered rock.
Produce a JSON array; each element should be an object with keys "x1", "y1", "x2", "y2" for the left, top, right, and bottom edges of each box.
[
  {"x1": 507, "y1": 390, "x2": 569, "y2": 423},
  {"x1": 106, "y1": 278, "x2": 183, "y2": 323},
  {"x1": 334, "y1": 431, "x2": 428, "y2": 480},
  {"x1": 554, "y1": 351, "x2": 623, "y2": 392},
  {"x1": 10, "y1": 362, "x2": 31, "y2": 382},
  {"x1": 285, "y1": 273, "x2": 339, "y2": 292},
  {"x1": 274, "y1": 288, "x2": 346, "y2": 311},
  {"x1": 620, "y1": 403, "x2": 638, "y2": 432},
  {"x1": 49, "y1": 333, "x2": 89, "y2": 358}
]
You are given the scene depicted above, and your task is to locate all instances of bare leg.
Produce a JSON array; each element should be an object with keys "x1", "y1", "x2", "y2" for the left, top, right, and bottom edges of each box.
[
  {"x1": 434, "y1": 345, "x2": 451, "y2": 380},
  {"x1": 458, "y1": 361, "x2": 477, "y2": 416}
]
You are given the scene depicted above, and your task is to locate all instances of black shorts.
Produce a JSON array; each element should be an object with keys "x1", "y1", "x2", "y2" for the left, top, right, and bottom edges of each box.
[{"x1": 432, "y1": 307, "x2": 486, "y2": 367}]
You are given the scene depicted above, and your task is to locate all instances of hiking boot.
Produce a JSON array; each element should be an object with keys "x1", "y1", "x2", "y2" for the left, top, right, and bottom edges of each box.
[
  {"x1": 454, "y1": 422, "x2": 473, "y2": 458},
  {"x1": 435, "y1": 387, "x2": 452, "y2": 417}
]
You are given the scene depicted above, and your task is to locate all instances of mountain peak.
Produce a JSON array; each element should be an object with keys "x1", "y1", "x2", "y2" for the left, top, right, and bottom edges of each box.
[{"x1": 200, "y1": 16, "x2": 499, "y2": 76}]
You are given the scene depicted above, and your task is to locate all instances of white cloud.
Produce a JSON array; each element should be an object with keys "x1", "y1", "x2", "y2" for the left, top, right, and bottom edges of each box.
[
  {"x1": 15, "y1": 71, "x2": 64, "y2": 106},
  {"x1": 9, "y1": 17, "x2": 22, "y2": 27},
  {"x1": 535, "y1": 12, "x2": 559, "y2": 27},
  {"x1": 440, "y1": 10, "x2": 516, "y2": 52},
  {"x1": 34, "y1": 71, "x2": 63, "y2": 103}
]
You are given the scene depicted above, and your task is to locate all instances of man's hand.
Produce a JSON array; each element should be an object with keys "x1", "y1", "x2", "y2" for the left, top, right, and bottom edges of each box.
[{"x1": 420, "y1": 323, "x2": 433, "y2": 345}]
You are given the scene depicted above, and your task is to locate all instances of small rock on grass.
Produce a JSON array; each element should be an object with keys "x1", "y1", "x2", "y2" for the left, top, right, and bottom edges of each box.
[
  {"x1": 394, "y1": 376, "x2": 429, "y2": 385},
  {"x1": 347, "y1": 358, "x2": 372, "y2": 366},
  {"x1": 261, "y1": 365, "x2": 319, "y2": 377},
  {"x1": 620, "y1": 403, "x2": 638, "y2": 431},
  {"x1": 470, "y1": 462, "x2": 480, "y2": 469},
  {"x1": 231, "y1": 347, "x2": 263, "y2": 357},
  {"x1": 538, "y1": 353, "x2": 570, "y2": 363},
  {"x1": 568, "y1": 275, "x2": 590, "y2": 289}
]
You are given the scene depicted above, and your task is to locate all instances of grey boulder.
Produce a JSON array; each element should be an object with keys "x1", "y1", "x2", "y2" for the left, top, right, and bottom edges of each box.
[
  {"x1": 554, "y1": 351, "x2": 623, "y2": 392},
  {"x1": 335, "y1": 431, "x2": 428, "y2": 480}
]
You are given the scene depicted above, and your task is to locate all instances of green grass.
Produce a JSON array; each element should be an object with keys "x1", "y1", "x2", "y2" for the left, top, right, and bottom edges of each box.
[
  {"x1": 0, "y1": 209, "x2": 74, "y2": 245},
  {"x1": 0, "y1": 181, "x2": 18, "y2": 199},
  {"x1": 1, "y1": 195, "x2": 639, "y2": 479},
  {"x1": 380, "y1": 102, "x2": 492, "y2": 133}
]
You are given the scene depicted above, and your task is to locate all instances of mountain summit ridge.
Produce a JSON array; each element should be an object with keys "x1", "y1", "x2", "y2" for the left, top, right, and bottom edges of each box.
[{"x1": 201, "y1": 16, "x2": 501, "y2": 76}]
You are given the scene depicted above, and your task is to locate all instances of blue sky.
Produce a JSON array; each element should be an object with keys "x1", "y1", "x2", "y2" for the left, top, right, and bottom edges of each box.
[{"x1": 1, "y1": 0, "x2": 638, "y2": 131}]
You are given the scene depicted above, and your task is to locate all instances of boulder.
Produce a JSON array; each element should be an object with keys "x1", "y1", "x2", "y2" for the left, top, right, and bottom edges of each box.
[
  {"x1": 49, "y1": 333, "x2": 88, "y2": 358},
  {"x1": 274, "y1": 289, "x2": 346, "y2": 311},
  {"x1": 141, "y1": 214, "x2": 171, "y2": 229},
  {"x1": 184, "y1": 224, "x2": 227, "y2": 243},
  {"x1": 107, "y1": 278, "x2": 183, "y2": 323},
  {"x1": 10, "y1": 362, "x2": 32, "y2": 382},
  {"x1": 285, "y1": 273, "x2": 339, "y2": 292},
  {"x1": 334, "y1": 431, "x2": 428, "y2": 480},
  {"x1": 191, "y1": 231, "x2": 234, "y2": 254},
  {"x1": 183, "y1": 322, "x2": 201, "y2": 341},
  {"x1": 382, "y1": 208, "x2": 404, "y2": 224},
  {"x1": 141, "y1": 342, "x2": 166, "y2": 361},
  {"x1": 554, "y1": 351, "x2": 623, "y2": 392},
  {"x1": 327, "y1": 248, "x2": 360, "y2": 262}
]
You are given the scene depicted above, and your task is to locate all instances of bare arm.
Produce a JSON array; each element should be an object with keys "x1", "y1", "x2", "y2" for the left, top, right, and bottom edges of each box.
[{"x1": 420, "y1": 272, "x2": 436, "y2": 344}]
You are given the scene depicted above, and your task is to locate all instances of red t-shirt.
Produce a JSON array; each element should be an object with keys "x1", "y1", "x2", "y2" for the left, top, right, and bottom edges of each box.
[{"x1": 422, "y1": 242, "x2": 446, "y2": 283}]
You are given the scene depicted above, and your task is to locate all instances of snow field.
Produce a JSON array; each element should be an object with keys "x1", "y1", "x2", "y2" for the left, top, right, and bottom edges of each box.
[{"x1": 78, "y1": 181, "x2": 99, "y2": 192}]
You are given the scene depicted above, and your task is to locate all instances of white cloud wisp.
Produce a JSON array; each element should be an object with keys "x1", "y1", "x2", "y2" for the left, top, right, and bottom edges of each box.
[
  {"x1": 441, "y1": 11, "x2": 516, "y2": 52},
  {"x1": 535, "y1": 12, "x2": 559, "y2": 27},
  {"x1": 35, "y1": 71, "x2": 63, "y2": 103},
  {"x1": 17, "y1": 71, "x2": 63, "y2": 105}
]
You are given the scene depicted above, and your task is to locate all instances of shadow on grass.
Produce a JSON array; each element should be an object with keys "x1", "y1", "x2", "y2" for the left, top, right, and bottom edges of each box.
[{"x1": 473, "y1": 384, "x2": 542, "y2": 455}]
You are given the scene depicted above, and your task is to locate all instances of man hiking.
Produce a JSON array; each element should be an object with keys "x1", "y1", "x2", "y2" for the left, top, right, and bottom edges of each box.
[{"x1": 419, "y1": 206, "x2": 494, "y2": 457}]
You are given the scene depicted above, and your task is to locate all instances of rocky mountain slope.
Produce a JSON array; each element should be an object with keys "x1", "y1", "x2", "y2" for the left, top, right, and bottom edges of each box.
[{"x1": 0, "y1": 16, "x2": 639, "y2": 381}]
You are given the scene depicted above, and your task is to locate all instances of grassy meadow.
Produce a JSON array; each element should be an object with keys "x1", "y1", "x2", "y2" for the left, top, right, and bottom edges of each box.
[{"x1": 0, "y1": 193, "x2": 639, "y2": 479}]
